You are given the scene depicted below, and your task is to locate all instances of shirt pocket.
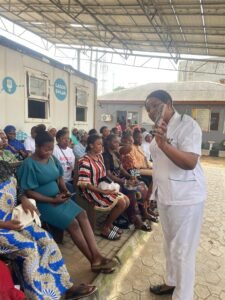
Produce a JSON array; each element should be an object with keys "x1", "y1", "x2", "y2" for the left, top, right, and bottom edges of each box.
[{"x1": 168, "y1": 172, "x2": 197, "y2": 202}]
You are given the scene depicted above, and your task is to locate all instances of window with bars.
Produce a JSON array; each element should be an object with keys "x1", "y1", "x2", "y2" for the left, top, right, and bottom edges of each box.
[
  {"x1": 26, "y1": 71, "x2": 49, "y2": 119},
  {"x1": 75, "y1": 87, "x2": 88, "y2": 122}
]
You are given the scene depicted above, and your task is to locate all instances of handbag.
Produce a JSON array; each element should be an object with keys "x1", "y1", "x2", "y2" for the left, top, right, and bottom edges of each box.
[
  {"x1": 98, "y1": 181, "x2": 120, "y2": 193},
  {"x1": 12, "y1": 199, "x2": 41, "y2": 229},
  {"x1": 98, "y1": 176, "x2": 120, "y2": 193}
]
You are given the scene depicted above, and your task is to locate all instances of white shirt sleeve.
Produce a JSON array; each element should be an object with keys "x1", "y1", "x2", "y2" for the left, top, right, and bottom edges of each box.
[
  {"x1": 24, "y1": 137, "x2": 35, "y2": 153},
  {"x1": 177, "y1": 117, "x2": 202, "y2": 155}
]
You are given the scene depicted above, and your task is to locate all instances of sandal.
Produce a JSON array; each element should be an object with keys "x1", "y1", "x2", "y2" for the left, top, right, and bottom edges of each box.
[
  {"x1": 135, "y1": 221, "x2": 152, "y2": 232},
  {"x1": 91, "y1": 258, "x2": 118, "y2": 273},
  {"x1": 65, "y1": 284, "x2": 97, "y2": 300},
  {"x1": 101, "y1": 229, "x2": 121, "y2": 240},
  {"x1": 149, "y1": 284, "x2": 175, "y2": 295},
  {"x1": 111, "y1": 225, "x2": 123, "y2": 234},
  {"x1": 143, "y1": 214, "x2": 159, "y2": 223}
]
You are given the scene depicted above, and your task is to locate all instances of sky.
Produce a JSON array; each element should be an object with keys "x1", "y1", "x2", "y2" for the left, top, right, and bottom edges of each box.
[{"x1": 0, "y1": 16, "x2": 178, "y2": 96}]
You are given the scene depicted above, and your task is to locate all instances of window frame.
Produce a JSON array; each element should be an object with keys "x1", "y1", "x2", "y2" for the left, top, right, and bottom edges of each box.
[
  {"x1": 210, "y1": 112, "x2": 220, "y2": 131},
  {"x1": 192, "y1": 108, "x2": 210, "y2": 132},
  {"x1": 75, "y1": 86, "x2": 89, "y2": 123},
  {"x1": 25, "y1": 70, "x2": 50, "y2": 122}
]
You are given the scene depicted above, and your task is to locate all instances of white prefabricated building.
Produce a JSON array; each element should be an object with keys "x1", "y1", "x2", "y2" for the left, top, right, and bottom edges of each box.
[{"x1": 0, "y1": 36, "x2": 97, "y2": 134}]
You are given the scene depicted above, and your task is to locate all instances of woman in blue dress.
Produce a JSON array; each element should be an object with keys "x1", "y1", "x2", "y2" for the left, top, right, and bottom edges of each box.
[
  {"x1": 0, "y1": 161, "x2": 97, "y2": 300},
  {"x1": 4, "y1": 125, "x2": 28, "y2": 160},
  {"x1": 17, "y1": 129, "x2": 117, "y2": 273}
]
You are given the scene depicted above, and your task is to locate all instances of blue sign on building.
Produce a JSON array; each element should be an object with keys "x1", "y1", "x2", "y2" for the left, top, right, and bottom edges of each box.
[
  {"x1": 2, "y1": 77, "x2": 17, "y2": 94},
  {"x1": 54, "y1": 78, "x2": 67, "y2": 101}
]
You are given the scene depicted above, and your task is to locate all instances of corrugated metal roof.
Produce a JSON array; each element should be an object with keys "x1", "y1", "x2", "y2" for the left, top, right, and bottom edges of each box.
[
  {"x1": 1, "y1": 0, "x2": 225, "y2": 61},
  {"x1": 98, "y1": 81, "x2": 225, "y2": 102}
]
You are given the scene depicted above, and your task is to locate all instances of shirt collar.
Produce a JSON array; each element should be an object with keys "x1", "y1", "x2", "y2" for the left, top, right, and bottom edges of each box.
[{"x1": 167, "y1": 110, "x2": 181, "y2": 127}]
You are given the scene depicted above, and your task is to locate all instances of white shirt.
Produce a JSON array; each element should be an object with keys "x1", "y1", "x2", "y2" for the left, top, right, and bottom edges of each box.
[
  {"x1": 150, "y1": 111, "x2": 206, "y2": 206},
  {"x1": 24, "y1": 136, "x2": 35, "y2": 153},
  {"x1": 53, "y1": 145, "x2": 75, "y2": 182},
  {"x1": 141, "y1": 141, "x2": 151, "y2": 161}
]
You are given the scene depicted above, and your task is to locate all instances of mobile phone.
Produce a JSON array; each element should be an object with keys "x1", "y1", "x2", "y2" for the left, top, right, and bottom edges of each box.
[
  {"x1": 69, "y1": 192, "x2": 76, "y2": 197},
  {"x1": 62, "y1": 192, "x2": 76, "y2": 198},
  {"x1": 154, "y1": 103, "x2": 167, "y2": 127}
]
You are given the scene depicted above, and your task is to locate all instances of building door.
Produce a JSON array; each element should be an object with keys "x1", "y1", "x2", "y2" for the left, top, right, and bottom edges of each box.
[{"x1": 117, "y1": 111, "x2": 127, "y2": 130}]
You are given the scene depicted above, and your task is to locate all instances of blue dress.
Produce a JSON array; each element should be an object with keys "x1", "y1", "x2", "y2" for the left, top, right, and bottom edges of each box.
[
  {"x1": 17, "y1": 156, "x2": 83, "y2": 230},
  {"x1": 0, "y1": 177, "x2": 73, "y2": 300}
]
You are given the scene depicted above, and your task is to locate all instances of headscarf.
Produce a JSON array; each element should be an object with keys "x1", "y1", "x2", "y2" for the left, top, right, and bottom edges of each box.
[
  {"x1": 4, "y1": 125, "x2": 16, "y2": 134},
  {"x1": 142, "y1": 131, "x2": 152, "y2": 140}
]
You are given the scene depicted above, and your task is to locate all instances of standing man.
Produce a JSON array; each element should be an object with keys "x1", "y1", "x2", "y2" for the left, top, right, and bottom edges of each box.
[{"x1": 145, "y1": 90, "x2": 206, "y2": 300}]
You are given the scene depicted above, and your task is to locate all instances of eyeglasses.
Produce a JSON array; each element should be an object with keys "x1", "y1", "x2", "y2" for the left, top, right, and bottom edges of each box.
[{"x1": 145, "y1": 99, "x2": 165, "y2": 112}]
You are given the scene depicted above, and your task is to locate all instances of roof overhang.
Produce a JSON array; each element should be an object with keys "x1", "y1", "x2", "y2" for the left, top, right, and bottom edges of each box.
[{"x1": 1, "y1": 0, "x2": 225, "y2": 63}]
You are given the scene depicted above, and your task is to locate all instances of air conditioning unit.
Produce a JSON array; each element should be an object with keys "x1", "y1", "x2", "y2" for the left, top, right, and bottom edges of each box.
[{"x1": 101, "y1": 114, "x2": 112, "y2": 122}]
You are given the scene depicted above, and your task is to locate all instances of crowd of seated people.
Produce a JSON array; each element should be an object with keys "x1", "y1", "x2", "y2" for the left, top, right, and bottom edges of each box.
[{"x1": 0, "y1": 122, "x2": 155, "y2": 299}]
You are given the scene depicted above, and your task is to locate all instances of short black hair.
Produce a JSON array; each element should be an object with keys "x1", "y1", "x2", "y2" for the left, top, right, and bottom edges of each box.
[
  {"x1": 36, "y1": 124, "x2": 46, "y2": 135},
  {"x1": 88, "y1": 128, "x2": 98, "y2": 135},
  {"x1": 35, "y1": 131, "x2": 54, "y2": 147},
  {"x1": 104, "y1": 134, "x2": 117, "y2": 151},
  {"x1": 121, "y1": 131, "x2": 132, "y2": 144},
  {"x1": 111, "y1": 127, "x2": 118, "y2": 134},
  {"x1": 86, "y1": 134, "x2": 102, "y2": 152},
  {"x1": 146, "y1": 90, "x2": 172, "y2": 104},
  {"x1": 56, "y1": 129, "x2": 67, "y2": 141},
  {"x1": 100, "y1": 126, "x2": 108, "y2": 134},
  {"x1": 133, "y1": 130, "x2": 141, "y2": 139}
]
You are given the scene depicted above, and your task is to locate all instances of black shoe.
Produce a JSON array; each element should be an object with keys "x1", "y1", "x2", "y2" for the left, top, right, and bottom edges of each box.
[{"x1": 150, "y1": 284, "x2": 175, "y2": 295}]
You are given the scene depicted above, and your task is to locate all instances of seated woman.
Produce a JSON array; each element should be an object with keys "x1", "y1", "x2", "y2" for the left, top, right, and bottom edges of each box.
[
  {"x1": 0, "y1": 161, "x2": 97, "y2": 300},
  {"x1": 17, "y1": 130, "x2": 117, "y2": 274},
  {"x1": 4, "y1": 125, "x2": 28, "y2": 161},
  {"x1": 77, "y1": 134, "x2": 130, "y2": 240},
  {"x1": 103, "y1": 134, "x2": 151, "y2": 231},
  {"x1": 0, "y1": 130, "x2": 18, "y2": 163},
  {"x1": 73, "y1": 130, "x2": 88, "y2": 160},
  {"x1": 120, "y1": 132, "x2": 158, "y2": 221},
  {"x1": 53, "y1": 129, "x2": 76, "y2": 197},
  {"x1": 120, "y1": 131, "x2": 152, "y2": 184}
]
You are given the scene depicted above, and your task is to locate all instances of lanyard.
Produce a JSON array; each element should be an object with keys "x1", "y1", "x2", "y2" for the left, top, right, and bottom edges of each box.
[{"x1": 58, "y1": 145, "x2": 70, "y2": 165}]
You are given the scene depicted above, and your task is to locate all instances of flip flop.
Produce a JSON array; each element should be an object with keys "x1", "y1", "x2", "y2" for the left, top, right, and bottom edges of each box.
[
  {"x1": 101, "y1": 229, "x2": 121, "y2": 240},
  {"x1": 135, "y1": 221, "x2": 152, "y2": 232},
  {"x1": 150, "y1": 284, "x2": 175, "y2": 295},
  {"x1": 144, "y1": 214, "x2": 159, "y2": 223},
  {"x1": 112, "y1": 225, "x2": 123, "y2": 234},
  {"x1": 91, "y1": 258, "x2": 118, "y2": 273},
  {"x1": 65, "y1": 284, "x2": 97, "y2": 300}
]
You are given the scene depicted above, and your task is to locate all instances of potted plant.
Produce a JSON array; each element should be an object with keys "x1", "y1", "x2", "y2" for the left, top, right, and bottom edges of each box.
[
  {"x1": 201, "y1": 142, "x2": 210, "y2": 156},
  {"x1": 219, "y1": 139, "x2": 225, "y2": 157}
]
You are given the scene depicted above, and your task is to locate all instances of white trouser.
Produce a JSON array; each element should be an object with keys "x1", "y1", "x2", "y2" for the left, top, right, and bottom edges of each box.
[{"x1": 158, "y1": 202, "x2": 204, "y2": 300}]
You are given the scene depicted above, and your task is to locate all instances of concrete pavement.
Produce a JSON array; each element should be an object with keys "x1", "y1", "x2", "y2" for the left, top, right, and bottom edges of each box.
[{"x1": 61, "y1": 157, "x2": 225, "y2": 300}]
